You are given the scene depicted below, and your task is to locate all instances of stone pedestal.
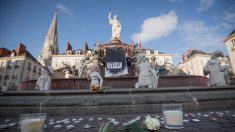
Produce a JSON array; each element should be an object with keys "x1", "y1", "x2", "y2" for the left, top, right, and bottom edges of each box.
[{"x1": 111, "y1": 37, "x2": 121, "y2": 44}]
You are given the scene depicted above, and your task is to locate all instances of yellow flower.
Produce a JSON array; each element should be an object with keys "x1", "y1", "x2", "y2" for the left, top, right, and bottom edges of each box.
[{"x1": 90, "y1": 84, "x2": 97, "y2": 92}]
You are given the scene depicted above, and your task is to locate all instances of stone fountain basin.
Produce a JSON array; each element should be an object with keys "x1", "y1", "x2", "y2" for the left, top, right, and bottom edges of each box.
[{"x1": 18, "y1": 75, "x2": 208, "y2": 90}]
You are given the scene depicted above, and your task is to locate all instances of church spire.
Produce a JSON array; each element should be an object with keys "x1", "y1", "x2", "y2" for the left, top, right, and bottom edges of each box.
[{"x1": 38, "y1": 13, "x2": 59, "y2": 66}]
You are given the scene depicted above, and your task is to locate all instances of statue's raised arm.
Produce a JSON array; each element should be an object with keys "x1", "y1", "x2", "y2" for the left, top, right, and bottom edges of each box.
[{"x1": 108, "y1": 12, "x2": 111, "y2": 19}]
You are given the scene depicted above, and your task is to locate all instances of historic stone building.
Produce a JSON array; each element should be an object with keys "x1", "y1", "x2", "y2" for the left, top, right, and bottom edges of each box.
[
  {"x1": 224, "y1": 29, "x2": 235, "y2": 75},
  {"x1": 0, "y1": 44, "x2": 42, "y2": 91},
  {"x1": 177, "y1": 50, "x2": 230, "y2": 76},
  {"x1": 144, "y1": 49, "x2": 173, "y2": 65}
]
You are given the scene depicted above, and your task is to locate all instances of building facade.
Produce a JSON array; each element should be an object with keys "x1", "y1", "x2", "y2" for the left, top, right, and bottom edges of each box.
[
  {"x1": 144, "y1": 49, "x2": 173, "y2": 65},
  {"x1": 224, "y1": 30, "x2": 235, "y2": 75},
  {"x1": 0, "y1": 44, "x2": 42, "y2": 91},
  {"x1": 177, "y1": 50, "x2": 231, "y2": 76}
]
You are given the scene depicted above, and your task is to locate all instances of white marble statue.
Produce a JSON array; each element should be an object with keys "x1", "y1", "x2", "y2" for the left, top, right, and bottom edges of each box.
[
  {"x1": 36, "y1": 66, "x2": 53, "y2": 90},
  {"x1": 203, "y1": 50, "x2": 226, "y2": 86},
  {"x1": 36, "y1": 59, "x2": 53, "y2": 90},
  {"x1": 88, "y1": 65, "x2": 103, "y2": 89},
  {"x1": 164, "y1": 59, "x2": 174, "y2": 75},
  {"x1": 135, "y1": 53, "x2": 158, "y2": 88},
  {"x1": 108, "y1": 12, "x2": 122, "y2": 40},
  {"x1": 65, "y1": 70, "x2": 73, "y2": 78},
  {"x1": 150, "y1": 56, "x2": 159, "y2": 88}
]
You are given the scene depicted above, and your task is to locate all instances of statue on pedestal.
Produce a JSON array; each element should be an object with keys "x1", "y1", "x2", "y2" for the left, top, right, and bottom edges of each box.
[
  {"x1": 108, "y1": 12, "x2": 122, "y2": 41},
  {"x1": 203, "y1": 50, "x2": 226, "y2": 86},
  {"x1": 135, "y1": 53, "x2": 158, "y2": 88},
  {"x1": 87, "y1": 65, "x2": 103, "y2": 92},
  {"x1": 36, "y1": 59, "x2": 53, "y2": 90}
]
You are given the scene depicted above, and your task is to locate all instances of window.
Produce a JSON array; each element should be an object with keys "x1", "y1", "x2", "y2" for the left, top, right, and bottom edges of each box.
[
  {"x1": 7, "y1": 61, "x2": 12, "y2": 69},
  {"x1": 12, "y1": 71, "x2": 18, "y2": 79},
  {"x1": 67, "y1": 51, "x2": 72, "y2": 55},
  {"x1": 14, "y1": 61, "x2": 20, "y2": 69},
  {"x1": 231, "y1": 39, "x2": 235, "y2": 50},
  {"x1": 33, "y1": 65, "x2": 37, "y2": 73},
  {"x1": 76, "y1": 51, "x2": 81, "y2": 55},
  {"x1": 4, "y1": 75, "x2": 10, "y2": 80},
  {"x1": 232, "y1": 39, "x2": 235, "y2": 47},
  {"x1": 27, "y1": 62, "x2": 31, "y2": 71}
]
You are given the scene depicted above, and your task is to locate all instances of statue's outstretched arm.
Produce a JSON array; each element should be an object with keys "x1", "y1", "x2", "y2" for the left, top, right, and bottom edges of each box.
[
  {"x1": 108, "y1": 12, "x2": 111, "y2": 19},
  {"x1": 98, "y1": 73, "x2": 103, "y2": 87}
]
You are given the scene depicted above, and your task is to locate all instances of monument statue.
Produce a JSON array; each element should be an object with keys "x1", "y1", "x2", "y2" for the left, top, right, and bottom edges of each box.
[
  {"x1": 135, "y1": 53, "x2": 158, "y2": 88},
  {"x1": 203, "y1": 50, "x2": 226, "y2": 86},
  {"x1": 87, "y1": 65, "x2": 103, "y2": 92},
  {"x1": 150, "y1": 56, "x2": 159, "y2": 87},
  {"x1": 164, "y1": 59, "x2": 175, "y2": 75},
  {"x1": 36, "y1": 59, "x2": 53, "y2": 90},
  {"x1": 108, "y1": 12, "x2": 122, "y2": 40}
]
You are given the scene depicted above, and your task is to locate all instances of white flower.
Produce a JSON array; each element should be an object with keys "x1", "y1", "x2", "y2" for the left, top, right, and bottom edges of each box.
[{"x1": 143, "y1": 115, "x2": 160, "y2": 130}]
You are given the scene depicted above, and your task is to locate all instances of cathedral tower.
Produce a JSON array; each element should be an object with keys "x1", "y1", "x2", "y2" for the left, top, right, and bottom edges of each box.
[{"x1": 38, "y1": 14, "x2": 59, "y2": 66}]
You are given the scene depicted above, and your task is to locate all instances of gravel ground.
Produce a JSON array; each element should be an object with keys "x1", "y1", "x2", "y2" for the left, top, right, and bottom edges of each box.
[{"x1": 1, "y1": 109, "x2": 235, "y2": 132}]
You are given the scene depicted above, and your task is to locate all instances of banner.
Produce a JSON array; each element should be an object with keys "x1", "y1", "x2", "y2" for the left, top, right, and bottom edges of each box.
[{"x1": 105, "y1": 47, "x2": 128, "y2": 77}]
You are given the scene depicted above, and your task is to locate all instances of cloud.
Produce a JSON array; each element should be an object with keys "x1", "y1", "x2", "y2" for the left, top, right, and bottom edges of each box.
[
  {"x1": 178, "y1": 21, "x2": 225, "y2": 51},
  {"x1": 56, "y1": 3, "x2": 73, "y2": 18},
  {"x1": 197, "y1": 0, "x2": 214, "y2": 12},
  {"x1": 224, "y1": 13, "x2": 235, "y2": 22},
  {"x1": 132, "y1": 10, "x2": 178, "y2": 43},
  {"x1": 221, "y1": 22, "x2": 232, "y2": 29}
]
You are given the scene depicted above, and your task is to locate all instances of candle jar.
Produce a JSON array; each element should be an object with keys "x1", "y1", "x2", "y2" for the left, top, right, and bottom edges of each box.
[
  {"x1": 162, "y1": 104, "x2": 183, "y2": 129},
  {"x1": 20, "y1": 113, "x2": 47, "y2": 132}
]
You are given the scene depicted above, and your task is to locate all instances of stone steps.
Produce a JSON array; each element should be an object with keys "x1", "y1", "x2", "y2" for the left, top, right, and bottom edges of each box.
[{"x1": 0, "y1": 86, "x2": 235, "y2": 116}]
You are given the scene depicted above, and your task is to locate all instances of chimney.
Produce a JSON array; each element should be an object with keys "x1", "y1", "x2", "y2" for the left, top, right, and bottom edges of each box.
[
  {"x1": 188, "y1": 49, "x2": 193, "y2": 56},
  {"x1": 0, "y1": 48, "x2": 11, "y2": 57},
  {"x1": 16, "y1": 43, "x2": 26, "y2": 56},
  {"x1": 66, "y1": 41, "x2": 72, "y2": 52}
]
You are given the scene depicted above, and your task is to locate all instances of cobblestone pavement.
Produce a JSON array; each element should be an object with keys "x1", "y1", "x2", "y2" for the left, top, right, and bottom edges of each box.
[{"x1": 1, "y1": 109, "x2": 235, "y2": 132}]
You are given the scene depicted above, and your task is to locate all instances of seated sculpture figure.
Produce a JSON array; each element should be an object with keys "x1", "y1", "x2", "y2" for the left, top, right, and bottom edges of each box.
[
  {"x1": 135, "y1": 53, "x2": 158, "y2": 88},
  {"x1": 203, "y1": 50, "x2": 226, "y2": 86}
]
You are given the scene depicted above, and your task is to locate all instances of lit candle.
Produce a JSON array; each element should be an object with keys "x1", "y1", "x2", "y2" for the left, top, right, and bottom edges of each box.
[
  {"x1": 20, "y1": 118, "x2": 45, "y2": 132},
  {"x1": 163, "y1": 110, "x2": 183, "y2": 127}
]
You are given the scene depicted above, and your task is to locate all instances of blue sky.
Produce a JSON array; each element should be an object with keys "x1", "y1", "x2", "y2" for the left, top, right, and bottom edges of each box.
[{"x1": 0, "y1": 0, "x2": 235, "y2": 64}]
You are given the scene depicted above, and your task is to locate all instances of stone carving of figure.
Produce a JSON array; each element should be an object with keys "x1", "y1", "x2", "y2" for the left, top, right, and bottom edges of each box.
[
  {"x1": 36, "y1": 66, "x2": 53, "y2": 90},
  {"x1": 36, "y1": 59, "x2": 53, "y2": 90},
  {"x1": 135, "y1": 53, "x2": 158, "y2": 88},
  {"x1": 203, "y1": 50, "x2": 226, "y2": 86},
  {"x1": 88, "y1": 65, "x2": 103, "y2": 91},
  {"x1": 150, "y1": 56, "x2": 159, "y2": 87},
  {"x1": 164, "y1": 59, "x2": 174, "y2": 75},
  {"x1": 222, "y1": 65, "x2": 233, "y2": 84},
  {"x1": 65, "y1": 70, "x2": 73, "y2": 78},
  {"x1": 108, "y1": 12, "x2": 122, "y2": 40}
]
